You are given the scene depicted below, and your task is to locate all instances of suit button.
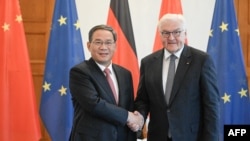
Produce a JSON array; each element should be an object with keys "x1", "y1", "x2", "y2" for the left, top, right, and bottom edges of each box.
[{"x1": 167, "y1": 109, "x2": 170, "y2": 113}]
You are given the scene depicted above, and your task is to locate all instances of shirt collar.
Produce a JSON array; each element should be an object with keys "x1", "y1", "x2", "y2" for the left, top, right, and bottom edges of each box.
[
  {"x1": 164, "y1": 46, "x2": 184, "y2": 60},
  {"x1": 96, "y1": 62, "x2": 114, "y2": 74}
]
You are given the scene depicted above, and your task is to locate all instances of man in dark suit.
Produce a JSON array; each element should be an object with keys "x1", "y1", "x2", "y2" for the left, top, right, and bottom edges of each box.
[
  {"x1": 135, "y1": 14, "x2": 220, "y2": 141},
  {"x1": 69, "y1": 24, "x2": 143, "y2": 141}
]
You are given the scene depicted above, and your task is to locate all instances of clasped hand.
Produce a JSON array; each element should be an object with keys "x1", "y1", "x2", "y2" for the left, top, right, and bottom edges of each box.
[{"x1": 127, "y1": 111, "x2": 144, "y2": 132}]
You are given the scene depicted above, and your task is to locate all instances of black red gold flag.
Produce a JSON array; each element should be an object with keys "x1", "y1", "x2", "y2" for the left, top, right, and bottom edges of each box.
[{"x1": 107, "y1": 0, "x2": 139, "y2": 96}]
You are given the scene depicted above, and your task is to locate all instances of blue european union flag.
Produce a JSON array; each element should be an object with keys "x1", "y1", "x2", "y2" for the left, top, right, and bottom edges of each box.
[
  {"x1": 39, "y1": 0, "x2": 85, "y2": 140},
  {"x1": 207, "y1": 0, "x2": 250, "y2": 140}
]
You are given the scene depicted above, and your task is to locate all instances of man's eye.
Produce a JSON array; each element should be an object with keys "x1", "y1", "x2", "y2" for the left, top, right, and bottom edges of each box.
[
  {"x1": 162, "y1": 32, "x2": 169, "y2": 35},
  {"x1": 105, "y1": 42, "x2": 112, "y2": 45}
]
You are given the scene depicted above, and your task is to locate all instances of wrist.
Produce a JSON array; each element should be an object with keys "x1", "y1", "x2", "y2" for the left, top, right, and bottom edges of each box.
[{"x1": 127, "y1": 111, "x2": 132, "y2": 123}]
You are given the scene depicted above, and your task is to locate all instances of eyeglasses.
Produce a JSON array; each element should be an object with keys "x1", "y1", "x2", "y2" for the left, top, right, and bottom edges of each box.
[
  {"x1": 161, "y1": 30, "x2": 183, "y2": 38},
  {"x1": 91, "y1": 40, "x2": 115, "y2": 47}
]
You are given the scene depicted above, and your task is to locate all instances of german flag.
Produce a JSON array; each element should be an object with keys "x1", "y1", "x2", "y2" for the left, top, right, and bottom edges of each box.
[
  {"x1": 107, "y1": 0, "x2": 139, "y2": 96},
  {"x1": 153, "y1": 0, "x2": 184, "y2": 52}
]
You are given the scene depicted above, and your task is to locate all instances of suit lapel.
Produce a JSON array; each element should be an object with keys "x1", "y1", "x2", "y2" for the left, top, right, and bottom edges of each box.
[
  {"x1": 169, "y1": 46, "x2": 192, "y2": 105},
  {"x1": 88, "y1": 58, "x2": 117, "y2": 104},
  {"x1": 113, "y1": 65, "x2": 126, "y2": 106},
  {"x1": 150, "y1": 50, "x2": 167, "y2": 108}
]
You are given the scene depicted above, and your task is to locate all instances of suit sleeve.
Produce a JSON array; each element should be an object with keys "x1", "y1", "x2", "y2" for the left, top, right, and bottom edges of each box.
[
  {"x1": 134, "y1": 59, "x2": 150, "y2": 120},
  {"x1": 69, "y1": 66, "x2": 128, "y2": 126},
  {"x1": 200, "y1": 55, "x2": 220, "y2": 140}
]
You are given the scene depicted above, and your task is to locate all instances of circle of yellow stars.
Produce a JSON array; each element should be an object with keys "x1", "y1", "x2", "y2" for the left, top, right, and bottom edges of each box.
[
  {"x1": 40, "y1": 14, "x2": 81, "y2": 97},
  {"x1": 208, "y1": 20, "x2": 249, "y2": 105}
]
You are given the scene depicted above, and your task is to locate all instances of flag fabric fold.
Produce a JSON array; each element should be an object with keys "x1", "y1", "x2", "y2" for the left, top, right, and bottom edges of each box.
[
  {"x1": 152, "y1": 0, "x2": 183, "y2": 52},
  {"x1": 107, "y1": 0, "x2": 139, "y2": 96},
  {"x1": 207, "y1": 0, "x2": 250, "y2": 140},
  {"x1": 39, "y1": 0, "x2": 85, "y2": 140},
  {"x1": 0, "y1": 0, "x2": 41, "y2": 140}
]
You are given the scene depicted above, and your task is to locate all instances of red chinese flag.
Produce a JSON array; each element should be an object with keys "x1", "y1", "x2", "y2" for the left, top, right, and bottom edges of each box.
[
  {"x1": 153, "y1": 0, "x2": 184, "y2": 52},
  {"x1": 107, "y1": 0, "x2": 139, "y2": 96},
  {"x1": 0, "y1": 0, "x2": 41, "y2": 140}
]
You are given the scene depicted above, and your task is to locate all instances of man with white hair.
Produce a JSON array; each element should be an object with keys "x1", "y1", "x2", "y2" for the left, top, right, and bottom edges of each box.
[{"x1": 135, "y1": 13, "x2": 220, "y2": 141}]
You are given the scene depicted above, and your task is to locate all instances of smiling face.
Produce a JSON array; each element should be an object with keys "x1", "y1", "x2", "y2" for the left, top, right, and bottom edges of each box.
[
  {"x1": 158, "y1": 14, "x2": 187, "y2": 53},
  {"x1": 87, "y1": 29, "x2": 116, "y2": 67}
]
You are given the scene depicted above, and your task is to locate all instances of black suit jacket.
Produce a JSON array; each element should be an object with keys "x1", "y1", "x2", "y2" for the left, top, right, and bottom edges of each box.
[
  {"x1": 69, "y1": 58, "x2": 136, "y2": 141},
  {"x1": 135, "y1": 46, "x2": 220, "y2": 141}
]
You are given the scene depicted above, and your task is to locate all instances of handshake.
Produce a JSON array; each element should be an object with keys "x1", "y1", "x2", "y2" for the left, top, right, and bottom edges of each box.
[{"x1": 127, "y1": 111, "x2": 144, "y2": 132}]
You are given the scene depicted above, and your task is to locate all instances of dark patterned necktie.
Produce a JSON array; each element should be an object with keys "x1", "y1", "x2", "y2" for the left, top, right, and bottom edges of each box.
[{"x1": 165, "y1": 54, "x2": 177, "y2": 104}]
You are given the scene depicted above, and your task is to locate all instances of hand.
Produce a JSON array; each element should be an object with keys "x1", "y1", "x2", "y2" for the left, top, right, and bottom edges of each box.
[
  {"x1": 133, "y1": 111, "x2": 144, "y2": 130},
  {"x1": 127, "y1": 111, "x2": 144, "y2": 132}
]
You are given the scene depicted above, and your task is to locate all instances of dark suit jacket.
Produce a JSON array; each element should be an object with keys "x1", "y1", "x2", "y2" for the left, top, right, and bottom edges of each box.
[
  {"x1": 135, "y1": 46, "x2": 220, "y2": 141},
  {"x1": 69, "y1": 58, "x2": 136, "y2": 141}
]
